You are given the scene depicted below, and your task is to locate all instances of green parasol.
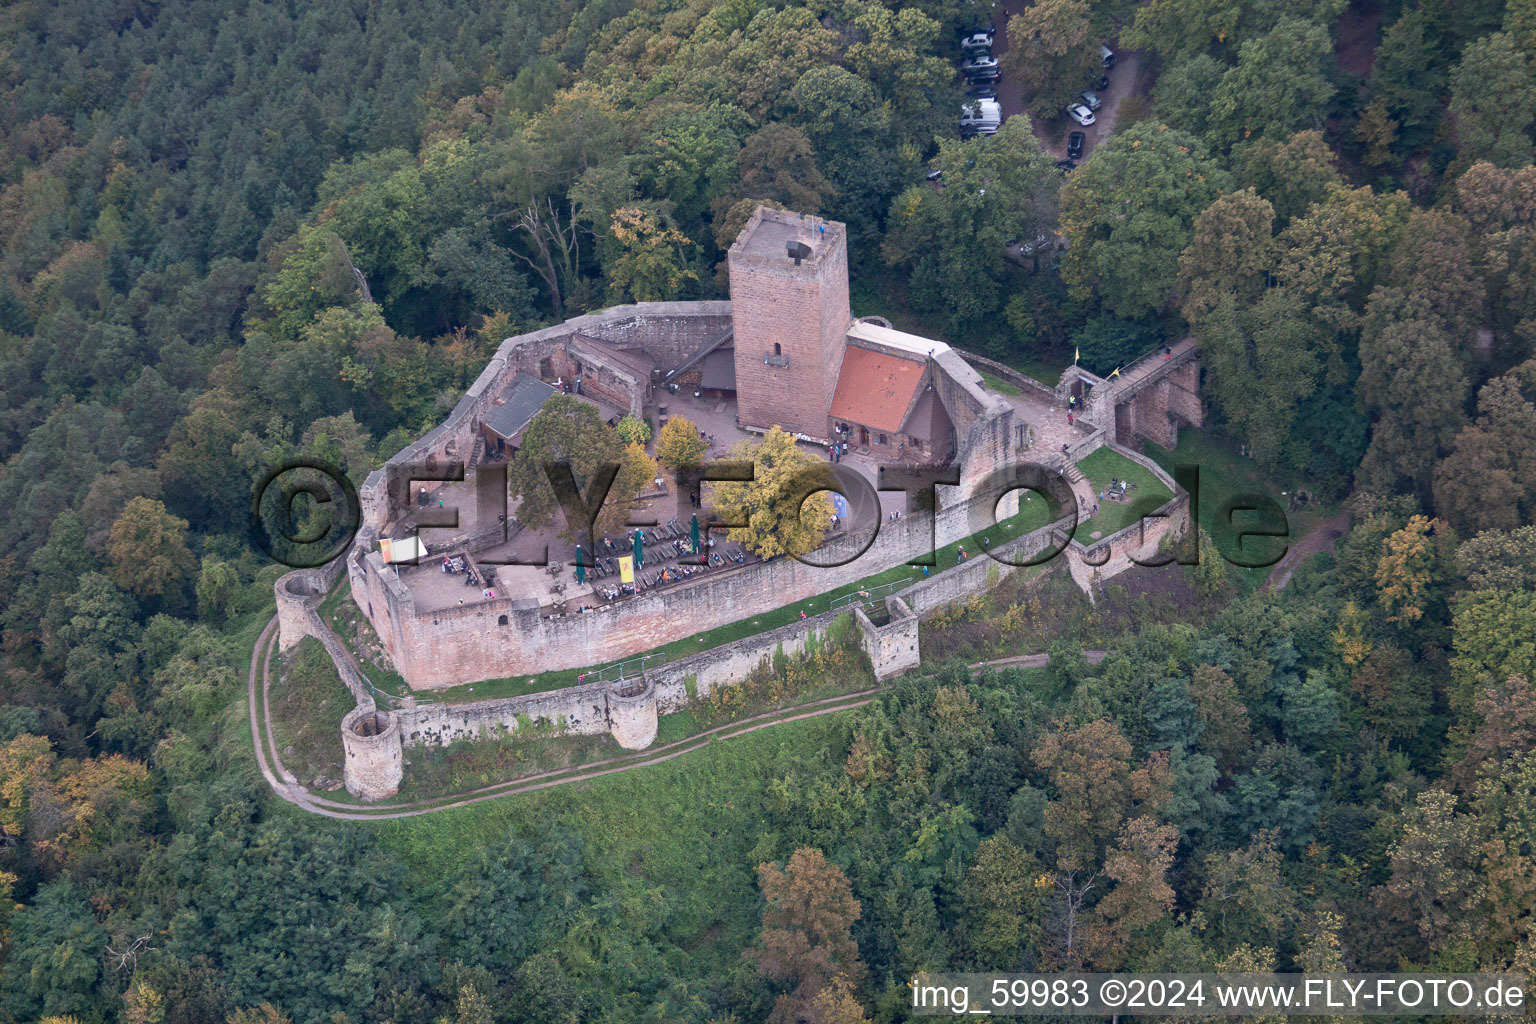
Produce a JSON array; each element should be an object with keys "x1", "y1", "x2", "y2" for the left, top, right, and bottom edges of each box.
[
  {"x1": 633, "y1": 528, "x2": 644, "y2": 568},
  {"x1": 575, "y1": 545, "x2": 586, "y2": 585}
]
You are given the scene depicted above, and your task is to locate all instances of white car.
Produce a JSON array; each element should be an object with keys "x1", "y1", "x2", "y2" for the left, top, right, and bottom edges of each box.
[
  {"x1": 962, "y1": 54, "x2": 999, "y2": 74},
  {"x1": 960, "y1": 32, "x2": 994, "y2": 51},
  {"x1": 1067, "y1": 103, "x2": 1096, "y2": 126}
]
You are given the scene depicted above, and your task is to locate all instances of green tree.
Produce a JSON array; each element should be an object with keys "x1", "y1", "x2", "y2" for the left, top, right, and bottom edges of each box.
[
  {"x1": 883, "y1": 118, "x2": 1060, "y2": 334},
  {"x1": 1151, "y1": 55, "x2": 1227, "y2": 138},
  {"x1": 1450, "y1": 33, "x2": 1536, "y2": 168},
  {"x1": 1207, "y1": 18, "x2": 1336, "y2": 149},
  {"x1": 1000, "y1": 0, "x2": 1101, "y2": 118},
  {"x1": 506, "y1": 395, "x2": 642, "y2": 543},
  {"x1": 1356, "y1": 290, "x2": 1469, "y2": 494},
  {"x1": 959, "y1": 835, "x2": 1043, "y2": 967},
  {"x1": 1231, "y1": 130, "x2": 1341, "y2": 226},
  {"x1": 0, "y1": 880, "x2": 106, "y2": 1022},
  {"x1": 1059, "y1": 122, "x2": 1232, "y2": 319},
  {"x1": 1195, "y1": 290, "x2": 1322, "y2": 470},
  {"x1": 1367, "y1": 8, "x2": 1447, "y2": 156}
]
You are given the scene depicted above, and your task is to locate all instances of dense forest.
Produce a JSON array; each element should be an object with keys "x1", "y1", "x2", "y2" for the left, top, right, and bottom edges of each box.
[{"x1": 2, "y1": 0, "x2": 1536, "y2": 1019}]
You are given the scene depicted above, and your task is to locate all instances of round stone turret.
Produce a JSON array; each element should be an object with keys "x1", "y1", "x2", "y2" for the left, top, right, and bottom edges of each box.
[
  {"x1": 607, "y1": 677, "x2": 659, "y2": 750},
  {"x1": 341, "y1": 706, "x2": 403, "y2": 801}
]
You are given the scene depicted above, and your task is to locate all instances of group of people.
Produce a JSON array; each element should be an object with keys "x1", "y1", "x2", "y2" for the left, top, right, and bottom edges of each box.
[
  {"x1": 828, "y1": 440, "x2": 850, "y2": 463},
  {"x1": 441, "y1": 554, "x2": 486, "y2": 590}
]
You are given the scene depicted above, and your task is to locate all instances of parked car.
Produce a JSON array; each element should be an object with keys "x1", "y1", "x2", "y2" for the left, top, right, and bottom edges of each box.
[
  {"x1": 1067, "y1": 103, "x2": 1096, "y2": 126},
  {"x1": 960, "y1": 31, "x2": 994, "y2": 52},
  {"x1": 1096, "y1": 74, "x2": 1110, "y2": 91},
  {"x1": 1081, "y1": 90, "x2": 1102, "y2": 111},
  {"x1": 961, "y1": 98, "x2": 1002, "y2": 134},
  {"x1": 961, "y1": 54, "x2": 998, "y2": 74},
  {"x1": 1067, "y1": 131, "x2": 1085, "y2": 159},
  {"x1": 1019, "y1": 232, "x2": 1054, "y2": 256},
  {"x1": 926, "y1": 169, "x2": 944, "y2": 182},
  {"x1": 967, "y1": 84, "x2": 998, "y2": 99},
  {"x1": 1100, "y1": 44, "x2": 1116, "y2": 67},
  {"x1": 966, "y1": 69, "x2": 1001, "y2": 85}
]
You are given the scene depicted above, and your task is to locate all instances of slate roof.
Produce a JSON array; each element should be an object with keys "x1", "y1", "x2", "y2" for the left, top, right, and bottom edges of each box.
[{"x1": 483, "y1": 373, "x2": 557, "y2": 440}]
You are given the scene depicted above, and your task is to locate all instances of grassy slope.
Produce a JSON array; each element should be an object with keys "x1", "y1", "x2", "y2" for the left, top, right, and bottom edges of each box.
[
  {"x1": 1142, "y1": 427, "x2": 1339, "y2": 592},
  {"x1": 267, "y1": 636, "x2": 353, "y2": 786},
  {"x1": 1074, "y1": 447, "x2": 1175, "y2": 536},
  {"x1": 373, "y1": 715, "x2": 846, "y2": 973}
]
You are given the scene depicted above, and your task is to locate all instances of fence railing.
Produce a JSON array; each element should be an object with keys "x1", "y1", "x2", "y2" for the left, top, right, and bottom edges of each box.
[
  {"x1": 830, "y1": 577, "x2": 914, "y2": 611},
  {"x1": 587, "y1": 651, "x2": 668, "y2": 684}
]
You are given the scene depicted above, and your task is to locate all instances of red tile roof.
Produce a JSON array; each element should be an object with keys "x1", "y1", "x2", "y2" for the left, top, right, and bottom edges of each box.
[{"x1": 830, "y1": 346, "x2": 925, "y2": 433}]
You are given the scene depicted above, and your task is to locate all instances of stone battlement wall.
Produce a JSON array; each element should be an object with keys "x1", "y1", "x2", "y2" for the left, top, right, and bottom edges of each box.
[{"x1": 353, "y1": 474, "x2": 1035, "y2": 689}]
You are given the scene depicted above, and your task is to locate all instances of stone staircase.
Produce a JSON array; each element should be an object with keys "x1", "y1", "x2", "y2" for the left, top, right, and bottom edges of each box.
[
  {"x1": 660, "y1": 326, "x2": 733, "y2": 386},
  {"x1": 466, "y1": 435, "x2": 485, "y2": 472},
  {"x1": 1063, "y1": 461, "x2": 1084, "y2": 486}
]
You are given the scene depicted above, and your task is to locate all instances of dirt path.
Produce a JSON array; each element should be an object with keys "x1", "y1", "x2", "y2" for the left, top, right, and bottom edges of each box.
[
  {"x1": 1263, "y1": 509, "x2": 1351, "y2": 593},
  {"x1": 249, "y1": 620, "x2": 1111, "y2": 818},
  {"x1": 969, "y1": 649, "x2": 1106, "y2": 672},
  {"x1": 248, "y1": 621, "x2": 881, "y2": 820}
]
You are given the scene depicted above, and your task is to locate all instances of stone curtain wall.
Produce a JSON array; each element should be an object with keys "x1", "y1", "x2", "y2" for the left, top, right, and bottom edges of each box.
[
  {"x1": 355, "y1": 476, "x2": 1037, "y2": 689},
  {"x1": 275, "y1": 565, "x2": 405, "y2": 799}
]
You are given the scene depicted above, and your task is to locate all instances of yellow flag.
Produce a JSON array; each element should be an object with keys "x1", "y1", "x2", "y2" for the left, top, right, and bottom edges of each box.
[
  {"x1": 1074, "y1": 346, "x2": 1080, "y2": 364},
  {"x1": 618, "y1": 555, "x2": 634, "y2": 584}
]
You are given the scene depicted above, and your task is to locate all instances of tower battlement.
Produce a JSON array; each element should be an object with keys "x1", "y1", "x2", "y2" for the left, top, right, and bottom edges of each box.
[{"x1": 728, "y1": 208, "x2": 851, "y2": 438}]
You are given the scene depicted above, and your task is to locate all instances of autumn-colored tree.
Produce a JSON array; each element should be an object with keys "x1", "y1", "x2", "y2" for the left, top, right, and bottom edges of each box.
[
  {"x1": 1084, "y1": 817, "x2": 1180, "y2": 965},
  {"x1": 1349, "y1": 643, "x2": 1433, "y2": 743},
  {"x1": 1034, "y1": 720, "x2": 1171, "y2": 872},
  {"x1": 227, "y1": 1004, "x2": 292, "y2": 1024},
  {"x1": 732, "y1": 123, "x2": 830, "y2": 215},
  {"x1": 710, "y1": 427, "x2": 835, "y2": 559},
  {"x1": 1355, "y1": 98, "x2": 1398, "y2": 167},
  {"x1": 605, "y1": 207, "x2": 698, "y2": 303},
  {"x1": 1453, "y1": 675, "x2": 1536, "y2": 789},
  {"x1": 615, "y1": 414, "x2": 651, "y2": 447},
  {"x1": 1470, "y1": 751, "x2": 1536, "y2": 951},
  {"x1": 1433, "y1": 372, "x2": 1536, "y2": 537},
  {"x1": 0, "y1": 733, "x2": 54, "y2": 844},
  {"x1": 1375, "y1": 789, "x2": 1483, "y2": 954},
  {"x1": 1177, "y1": 189, "x2": 1277, "y2": 326},
  {"x1": 1200, "y1": 831, "x2": 1296, "y2": 951},
  {"x1": 1374, "y1": 514, "x2": 1453, "y2": 626},
  {"x1": 656, "y1": 415, "x2": 709, "y2": 474},
  {"x1": 106, "y1": 497, "x2": 196, "y2": 606},
  {"x1": 751, "y1": 847, "x2": 866, "y2": 1024}
]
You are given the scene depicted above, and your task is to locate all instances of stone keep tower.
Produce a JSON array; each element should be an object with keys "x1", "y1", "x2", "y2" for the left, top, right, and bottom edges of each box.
[{"x1": 729, "y1": 208, "x2": 851, "y2": 438}]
